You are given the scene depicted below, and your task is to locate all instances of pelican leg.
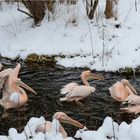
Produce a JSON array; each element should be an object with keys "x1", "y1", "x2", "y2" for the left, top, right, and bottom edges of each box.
[{"x1": 75, "y1": 97, "x2": 85, "y2": 106}]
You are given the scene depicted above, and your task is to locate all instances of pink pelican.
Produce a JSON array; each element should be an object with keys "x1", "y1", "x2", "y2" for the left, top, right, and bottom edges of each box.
[
  {"x1": 26, "y1": 112, "x2": 84, "y2": 139},
  {"x1": 121, "y1": 105, "x2": 140, "y2": 114},
  {"x1": 0, "y1": 63, "x2": 37, "y2": 116},
  {"x1": 121, "y1": 94, "x2": 140, "y2": 114},
  {"x1": 123, "y1": 94, "x2": 140, "y2": 105},
  {"x1": 109, "y1": 79, "x2": 137, "y2": 102},
  {"x1": 0, "y1": 63, "x2": 2, "y2": 71},
  {"x1": 59, "y1": 70, "x2": 104, "y2": 103}
]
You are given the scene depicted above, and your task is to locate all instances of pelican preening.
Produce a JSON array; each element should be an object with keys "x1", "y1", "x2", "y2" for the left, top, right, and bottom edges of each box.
[
  {"x1": 0, "y1": 63, "x2": 37, "y2": 110},
  {"x1": 59, "y1": 70, "x2": 104, "y2": 102},
  {"x1": 109, "y1": 79, "x2": 137, "y2": 102}
]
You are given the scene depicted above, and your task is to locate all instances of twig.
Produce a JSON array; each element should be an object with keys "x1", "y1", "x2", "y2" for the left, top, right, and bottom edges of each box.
[
  {"x1": 82, "y1": 1, "x2": 95, "y2": 64},
  {"x1": 135, "y1": 0, "x2": 137, "y2": 12},
  {"x1": 17, "y1": 8, "x2": 33, "y2": 18},
  {"x1": 124, "y1": 7, "x2": 132, "y2": 22},
  {"x1": 17, "y1": 2, "x2": 33, "y2": 18}
]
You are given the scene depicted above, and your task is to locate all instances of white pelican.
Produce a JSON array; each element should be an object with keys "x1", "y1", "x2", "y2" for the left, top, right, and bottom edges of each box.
[
  {"x1": 0, "y1": 63, "x2": 37, "y2": 114},
  {"x1": 24, "y1": 112, "x2": 84, "y2": 140},
  {"x1": 109, "y1": 79, "x2": 137, "y2": 102},
  {"x1": 59, "y1": 70, "x2": 104, "y2": 102}
]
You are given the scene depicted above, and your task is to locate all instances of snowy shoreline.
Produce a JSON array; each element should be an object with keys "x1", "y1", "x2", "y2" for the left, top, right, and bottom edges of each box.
[{"x1": 0, "y1": 1, "x2": 140, "y2": 72}]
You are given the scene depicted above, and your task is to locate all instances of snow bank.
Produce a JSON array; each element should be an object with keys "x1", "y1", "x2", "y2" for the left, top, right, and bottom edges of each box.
[
  {"x1": 1, "y1": 116, "x2": 140, "y2": 140},
  {"x1": 0, "y1": 0, "x2": 140, "y2": 71}
]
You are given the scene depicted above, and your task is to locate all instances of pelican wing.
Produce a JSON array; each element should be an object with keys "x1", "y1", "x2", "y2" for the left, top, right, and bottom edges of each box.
[
  {"x1": 60, "y1": 83, "x2": 79, "y2": 95},
  {"x1": 120, "y1": 105, "x2": 140, "y2": 114},
  {"x1": 0, "y1": 73, "x2": 11, "y2": 101},
  {"x1": 0, "y1": 74, "x2": 9, "y2": 92},
  {"x1": 123, "y1": 94, "x2": 140, "y2": 105},
  {"x1": 109, "y1": 81, "x2": 128, "y2": 102},
  {"x1": 68, "y1": 86, "x2": 95, "y2": 97},
  {"x1": 0, "y1": 63, "x2": 2, "y2": 71},
  {"x1": 0, "y1": 68, "x2": 12, "y2": 77}
]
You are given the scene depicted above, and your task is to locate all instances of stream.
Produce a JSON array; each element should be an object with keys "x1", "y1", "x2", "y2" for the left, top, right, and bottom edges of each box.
[{"x1": 0, "y1": 58, "x2": 140, "y2": 136}]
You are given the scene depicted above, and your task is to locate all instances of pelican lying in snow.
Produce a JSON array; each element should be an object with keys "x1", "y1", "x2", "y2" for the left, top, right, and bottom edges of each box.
[
  {"x1": 24, "y1": 112, "x2": 84, "y2": 140},
  {"x1": 59, "y1": 70, "x2": 104, "y2": 102},
  {"x1": 0, "y1": 63, "x2": 37, "y2": 111},
  {"x1": 109, "y1": 79, "x2": 137, "y2": 102}
]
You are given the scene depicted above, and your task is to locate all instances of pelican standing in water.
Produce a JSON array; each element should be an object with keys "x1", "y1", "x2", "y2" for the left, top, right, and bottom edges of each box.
[
  {"x1": 25, "y1": 112, "x2": 84, "y2": 140},
  {"x1": 109, "y1": 79, "x2": 137, "y2": 102},
  {"x1": 0, "y1": 63, "x2": 37, "y2": 117},
  {"x1": 59, "y1": 70, "x2": 104, "y2": 103}
]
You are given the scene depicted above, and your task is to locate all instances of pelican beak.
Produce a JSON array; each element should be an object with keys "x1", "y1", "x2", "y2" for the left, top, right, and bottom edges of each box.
[
  {"x1": 59, "y1": 116, "x2": 84, "y2": 129},
  {"x1": 125, "y1": 82, "x2": 137, "y2": 94},
  {"x1": 89, "y1": 73, "x2": 104, "y2": 80},
  {"x1": 19, "y1": 80, "x2": 37, "y2": 94}
]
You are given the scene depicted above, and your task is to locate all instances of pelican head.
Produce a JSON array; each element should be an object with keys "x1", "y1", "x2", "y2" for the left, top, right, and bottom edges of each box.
[
  {"x1": 81, "y1": 70, "x2": 104, "y2": 80},
  {"x1": 121, "y1": 79, "x2": 137, "y2": 94},
  {"x1": 16, "y1": 78, "x2": 37, "y2": 94},
  {"x1": 53, "y1": 112, "x2": 84, "y2": 129}
]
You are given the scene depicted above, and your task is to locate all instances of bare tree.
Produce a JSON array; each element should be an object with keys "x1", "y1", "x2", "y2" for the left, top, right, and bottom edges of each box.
[
  {"x1": 22, "y1": 0, "x2": 46, "y2": 25},
  {"x1": 86, "y1": 0, "x2": 99, "y2": 20}
]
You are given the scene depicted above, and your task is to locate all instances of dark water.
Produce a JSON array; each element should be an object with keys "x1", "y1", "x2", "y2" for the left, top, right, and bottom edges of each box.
[{"x1": 0, "y1": 58, "x2": 140, "y2": 136}]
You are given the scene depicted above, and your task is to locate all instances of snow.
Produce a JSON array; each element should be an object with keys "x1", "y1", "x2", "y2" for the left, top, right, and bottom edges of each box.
[
  {"x1": 2, "y1": 115, "x2": 140, "y2": 140},
  {"x1": 0, "y1": 116, "x2": 74, "y2": 140},
  {"x1": 0, "y1": 0, "x2": 140, "y2": 71},
  {"x1": 75, "y1": 116, "x2": 140, "y2": 140}
]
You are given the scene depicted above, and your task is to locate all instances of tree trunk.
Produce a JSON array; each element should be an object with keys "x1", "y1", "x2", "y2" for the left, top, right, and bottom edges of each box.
[
  {"x1": 104, "y1": 0, "x2": 118, "y2": 19},
  {"x1": 104, "y1": 0, "x2": 113, "y2": 19},
  {"x1": 22, "y1": 0, "x2": 46, "y2": 25},
  {"x1": 86, "y1": 0, "x2": 99, "y2": 20}
]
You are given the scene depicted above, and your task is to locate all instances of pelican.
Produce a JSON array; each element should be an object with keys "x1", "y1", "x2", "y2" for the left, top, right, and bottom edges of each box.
[
  {"x1": 121, "y1": 105, "x2": 140, "y2": 114},
  {"x1": 59, "y1": 70, "x2": 104, "y2": 102},
  {"x1": 123, "y1": 94, "x2": 140, "y2": 105},
  {"x1": 0, "y1": 63, "x2": 2, "y2": 71},
  {"x1": 120, "y1": 94, "x2": 140, "y2": 114},
  {"x1": 24, "y1": 112, "x2": 84, "y2": 140},
  {"x1": 0, "y1": 63, "x2": 37, "y2": 111},
  {"x1": 109, "y1": 79, "x2": 137, "y2": 102}
]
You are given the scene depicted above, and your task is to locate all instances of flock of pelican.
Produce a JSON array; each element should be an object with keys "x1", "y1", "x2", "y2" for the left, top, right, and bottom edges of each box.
[{"x1": 0, "y1": 63, "x2": 140, "y2": 139}]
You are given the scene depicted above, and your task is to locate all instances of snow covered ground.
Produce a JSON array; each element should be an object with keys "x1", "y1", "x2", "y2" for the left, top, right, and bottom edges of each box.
[{"x1": 0, "y1": 0, "x2": 140, "y2": 71}]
